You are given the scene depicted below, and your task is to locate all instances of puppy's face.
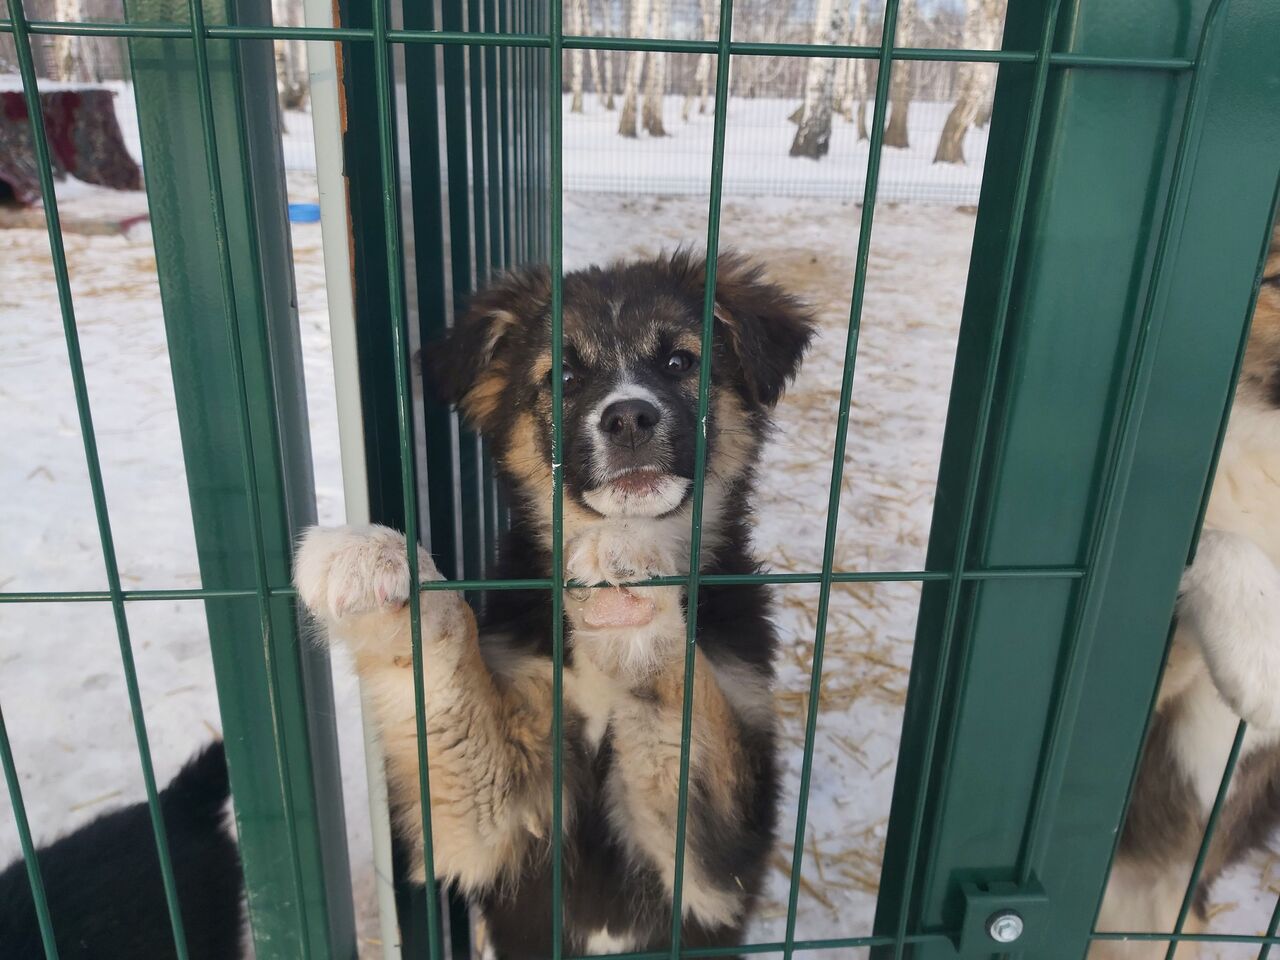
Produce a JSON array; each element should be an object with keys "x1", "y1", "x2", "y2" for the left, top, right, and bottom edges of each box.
[{"x1": 429, "y1": 253, "x2": 814, "y2": 520}]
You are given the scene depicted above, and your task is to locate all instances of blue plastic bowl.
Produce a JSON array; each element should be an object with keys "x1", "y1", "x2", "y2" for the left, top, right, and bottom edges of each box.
[{"x1": 288, "y1": 202, "x2": 321, "y2": 224}]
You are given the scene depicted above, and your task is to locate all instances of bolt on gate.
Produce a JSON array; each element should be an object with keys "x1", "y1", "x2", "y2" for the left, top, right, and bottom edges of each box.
[{"x1": 1, "y1": 0, "x2": 1279, "y2": 959}]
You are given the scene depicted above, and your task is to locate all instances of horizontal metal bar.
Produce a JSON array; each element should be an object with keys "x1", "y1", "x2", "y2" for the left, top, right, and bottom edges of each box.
[
  {"x1": 0, "y1": 587, "x2": 296, "y2": 603},
  {"x1": 0, "y1": 18, "x2": 1195, "y2": 71},
  {"x1": 0, "y1": 566, "x2": 1087, "y2": 605},
  {"x1": 562, "y1": 931, "x2": 955, "y2": 960},
  {"x1": 1092, "y1": 933, "x2": 1280, "y2": 946}
]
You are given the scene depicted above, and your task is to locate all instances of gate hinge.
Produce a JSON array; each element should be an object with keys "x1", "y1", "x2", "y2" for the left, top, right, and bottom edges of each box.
[{"x1": 954, "y1": 875, "x2": 1049, "y2": 955}]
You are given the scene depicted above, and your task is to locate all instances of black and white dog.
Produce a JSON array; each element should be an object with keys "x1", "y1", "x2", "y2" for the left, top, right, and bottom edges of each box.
[
  {"x1": 0, "y1": 741, "x2": 243, "y2": 959},
  {"x1": 295, "y1": 252, "x2": 815, "y2": 957}
]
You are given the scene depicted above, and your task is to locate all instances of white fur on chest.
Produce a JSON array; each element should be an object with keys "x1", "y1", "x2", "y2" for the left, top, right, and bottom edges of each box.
[{"x1": 565, "y1": 657, "x2": 624, "y2": 751}]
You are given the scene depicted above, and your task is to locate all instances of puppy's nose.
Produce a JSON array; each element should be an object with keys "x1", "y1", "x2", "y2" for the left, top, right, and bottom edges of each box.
[{"x1": 599, "y1": 398, "x2": 662, "y2": 449}]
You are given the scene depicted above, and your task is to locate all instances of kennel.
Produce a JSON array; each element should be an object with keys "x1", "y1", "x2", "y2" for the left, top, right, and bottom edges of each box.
[{"x1": 1, "y1": 0, "x2": 1279, "y2": 958}]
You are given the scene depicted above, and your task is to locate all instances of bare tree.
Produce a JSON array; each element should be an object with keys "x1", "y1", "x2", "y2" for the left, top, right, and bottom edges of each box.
[
  {"x1": 682, "y1": 0, "x2": 715, "y2": 121},
  {"x1": 273, "y1": 0, "x2": 308, "y2": 110},
  {"x1": 933, "y1": 0, "x2": 1002, "y2": 163},
  {"x1": 883, "y1": 0, "x2": 916, "y2": 148},
  {"x1": 789, "y1": 0, "x2": 847, "y2": 159},
  {"x1": 597, "y1": 0, "x2": 616, "y2": 110},
  {"x1": 643, "y1": 0, "x2": 669, "y2": 136},
  {"x1": 833, "y1": 0, "x2": 868, "y2": 131},
  {"x1": 569, "y1": 0, "x2": 587, "y2": 113},
  {"x1": 51, "y1": 0, "x2": 99, "y2": 81},
  {"x1": 618, "y1": 0, "x2": 650, "y2": 137}
]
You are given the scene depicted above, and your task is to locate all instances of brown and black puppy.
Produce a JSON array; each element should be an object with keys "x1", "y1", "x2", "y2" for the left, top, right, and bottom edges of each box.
[
  {"x1": 295, "y1": 252, "x2": 814, "y2": 958},
  {"x1": 1094, "y1": 226, "x2": 1280, "y2": 957}
]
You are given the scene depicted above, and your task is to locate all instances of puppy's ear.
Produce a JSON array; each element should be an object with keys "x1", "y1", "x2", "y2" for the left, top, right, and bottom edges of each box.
[
  {"x1": 422, "y1": 264, "x2": 550, "y2": 430},
  {"x1": 670, "y1": 251, "x2": 815, "y2": 408}
]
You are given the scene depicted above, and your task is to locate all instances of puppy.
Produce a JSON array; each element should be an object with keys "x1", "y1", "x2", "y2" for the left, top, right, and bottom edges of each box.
[
  {"x1": 1094, "y1": 225, "x2": 1280, "y2": 956},
  {"x1": 295, "y1": 252, "x2": 814, "y2": 957},
  {"x1": 0, "y1": 741, "x2": 244, "y2": 959}
]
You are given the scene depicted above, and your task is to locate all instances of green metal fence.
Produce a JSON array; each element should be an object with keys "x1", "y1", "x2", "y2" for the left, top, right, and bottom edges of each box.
[{"x1": 2, "y1": 0, "x2": 1280, "y2": 958}]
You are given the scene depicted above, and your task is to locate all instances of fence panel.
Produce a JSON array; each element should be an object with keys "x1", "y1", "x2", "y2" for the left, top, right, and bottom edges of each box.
[
  {"x1": 874, "y1": 1, "x2": 1280, "y2": 958},
  {"x1": 118, "y1": 0, "x2": 357, "y2": 955}
]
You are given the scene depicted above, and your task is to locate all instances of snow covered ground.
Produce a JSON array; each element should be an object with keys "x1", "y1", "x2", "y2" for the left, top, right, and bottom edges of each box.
[{"x1": 0, "y1": 97, "x2": 1273, "y2": 958}]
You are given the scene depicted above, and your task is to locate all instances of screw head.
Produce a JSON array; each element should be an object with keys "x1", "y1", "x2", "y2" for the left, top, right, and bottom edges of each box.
[{"x1": 987, "y1": 910, "x2": 1024, "y2": 944}]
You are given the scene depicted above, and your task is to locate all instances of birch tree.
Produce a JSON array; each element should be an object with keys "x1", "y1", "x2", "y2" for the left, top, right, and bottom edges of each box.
[
  {"x1": 569, "y1": 0, "x2": 587, "y2": 113},
  {"x1": 682, "y1": 0, "x2": 715, "y2": 121},
  {"x1": 883, "y1": 0, "x2": 916, "y2": 148},
  {"x1": 642, "y1": 0, "x2": 669, "y2": 136},
  {"x1": 273, "y1": 0, "x2": 308, "y2": 110},
  {"x1": 597, "y1": 0, "x2": 616, "y2": 109},
  {"x1": 52, "y1": 0, "x2": 99, "y2": 82},
  {"x1": 833, "y1": 0, "x2": 868, "y2": 131},
  {"x1": 933, "y1": 0, "x2": 1002, "y2": 163},
  {"x1": 618, "y1": 0, "x2": 650, "y2": 137},
  {"x1": 789, "y1": 0, "x2": 847, "y2": 159}
]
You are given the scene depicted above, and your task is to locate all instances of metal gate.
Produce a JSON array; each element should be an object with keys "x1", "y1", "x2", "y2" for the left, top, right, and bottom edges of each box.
[{"x1": 2, "y1": 0, "x2": 1279, "y2": 958}]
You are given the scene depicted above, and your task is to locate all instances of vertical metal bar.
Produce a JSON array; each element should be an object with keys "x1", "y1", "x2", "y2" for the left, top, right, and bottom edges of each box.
[
  {"x1": 176, "y1": 0, "x2": 321, "y2": 950},
  {"x1": 0, "y1": 702, "x2": 59, "y2": 959},
  {"x1": 547, "y1": 2, "x2": 566, "y2": 955},
  {"x1": 123, "y1": 0, "x2": 356, "y2": 949},
  {"x1": 4, "y1": 3, "x2": 190, "y2": 955},
  {"x1": 468, "y1": 0, "x2": 490, "y2": 284},
  {"x1": 667, "y1": 1, "x2": 733, "y2": 955},
  {"x1": 1257, "y1": 891, "x2": 1280, "y2": 960},
  {"x1": 1016, "y1": 0, "x2": 1232, "y2": 885},
  {"x1": 888, "y1": 4, "x2": 1065, "y2": 955},
  {"x1": 483, "y1": 0, "x2": 504, "y2": 273},
  {"x1": 780, "y1": 5, "x2": 901, "y2": 956},
  {"x1": 369, "y1": 0, "x2": 445, "y2": 955},
  {"x1": 496, "y1": 0, "x2": 515, "y2": 266},
  {"x1": 302, "y1": 0, "x2": 404, "y2": 950}
]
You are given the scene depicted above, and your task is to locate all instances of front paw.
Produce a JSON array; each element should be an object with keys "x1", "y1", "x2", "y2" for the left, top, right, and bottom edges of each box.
[
  {"x1": 565, "y1": 524, "x2": 682, "y2": 587},
  {"x1": 294, "y1": 525, "x2": 439, "y2": 621}
]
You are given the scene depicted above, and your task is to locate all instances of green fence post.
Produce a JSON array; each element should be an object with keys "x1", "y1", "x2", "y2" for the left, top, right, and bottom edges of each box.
[
  {"x1": 120, "y1": 0, "x2": 356, "y2": 955},
  {"x1": 874, "y1": 1, "x2": 1280, "y2": 957}
]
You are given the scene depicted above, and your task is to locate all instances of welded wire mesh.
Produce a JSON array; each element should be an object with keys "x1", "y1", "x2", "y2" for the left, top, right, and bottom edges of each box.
[{"x1": 0, "y1": 0, "x2": 1271, "y2": 958}]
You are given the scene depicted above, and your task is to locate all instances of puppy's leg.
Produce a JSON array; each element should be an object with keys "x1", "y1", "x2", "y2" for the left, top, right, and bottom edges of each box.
[
  {"x1": 295, "y1": 525, "x2": 554, "y2": 893},
  {"x1": 1178, "y1": 528, "x2": 1280, "y2": 730},
  {"x1": 1092, "y1": 856, "x2": 1202, "y2": 960}
]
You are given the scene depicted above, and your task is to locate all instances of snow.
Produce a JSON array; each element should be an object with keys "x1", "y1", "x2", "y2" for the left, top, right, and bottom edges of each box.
[{"x1": 0, "y1": 101, "x2": 1272, "y2": 958}]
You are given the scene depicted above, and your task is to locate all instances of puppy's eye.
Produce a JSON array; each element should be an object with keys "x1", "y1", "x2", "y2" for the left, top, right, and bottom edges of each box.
[
  {"x1": 665, "y1": 350, "x2": 697, "y2": 375},
  {"x1": 548, "y1": 366, "x2": 581, "y2": 391}
]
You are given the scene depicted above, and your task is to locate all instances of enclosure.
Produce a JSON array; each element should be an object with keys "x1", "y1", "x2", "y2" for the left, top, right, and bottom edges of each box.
[{"x1": 2, "y1": 0, "x2": 1280, "y2": 958}]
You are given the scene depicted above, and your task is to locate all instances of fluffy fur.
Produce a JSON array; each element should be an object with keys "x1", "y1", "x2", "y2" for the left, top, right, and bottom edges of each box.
[
  {"x1": 295, "y1": 252, "x2": 814, "y2": 957},
  {"x1": 0, "y1": 741, "x2": 244, "y2": 959},
  {"x1": 1094, "y1": 226, "x2": 1280, "y2": 957}
]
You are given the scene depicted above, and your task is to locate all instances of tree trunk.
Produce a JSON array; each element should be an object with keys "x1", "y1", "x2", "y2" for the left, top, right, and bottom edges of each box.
[
  {"x1": 643, "y1": 0, "x2": 668, "y2": 136},
  {"x1": 851, "y1": 1, "x2": 870, "y2": 138},
  {"x1": 883, "y1": 0, "x2": 916, "y2": 148},
  {"x1": 272, "y1": 0, "x2": 308, "y2": 111},
  {"x1": 569, "y1": 0, "x2": 586, "y2": 113},
  {"x1": 618, "y1": 0, "x2": 650, "y2": 136},
  {"x1": 789, "y1": 0, "x2": 845, "y2": 159},
  {"x1": 682, "y1": 0, "x2": 715, "y2": 121},
  {"x1": 932, "y1": 0, "x2": 1001, "y2": 162},
  {"x1": 52, "y1": 0, "x2": 98, "y2": 82},
  {"x1": 597, "y1": 0, "x2": 616, "y2": 109}
]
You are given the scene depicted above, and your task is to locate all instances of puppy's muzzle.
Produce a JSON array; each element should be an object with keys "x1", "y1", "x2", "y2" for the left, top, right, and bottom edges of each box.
[{"x1": 599, "y1": 398, "x2": 662, "y2": 451}]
